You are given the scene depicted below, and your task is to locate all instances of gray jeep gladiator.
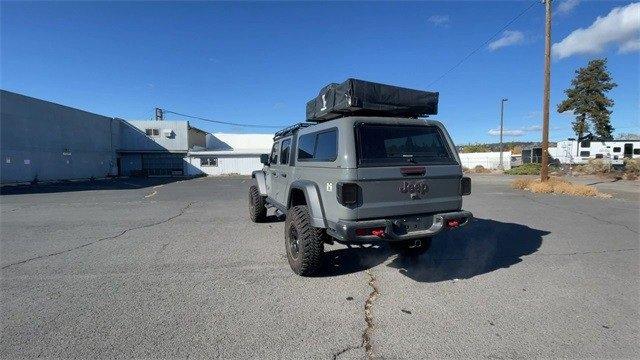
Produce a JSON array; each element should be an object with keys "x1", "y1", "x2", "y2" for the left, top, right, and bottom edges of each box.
[{"x1": 249, "y1": 79, "x2": 472, "y2": 276}]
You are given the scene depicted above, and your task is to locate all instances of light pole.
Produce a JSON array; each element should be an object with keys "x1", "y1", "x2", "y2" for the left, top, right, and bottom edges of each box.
[{"x1": 499, "y1": 98, "x2": 508, "y2": 170}]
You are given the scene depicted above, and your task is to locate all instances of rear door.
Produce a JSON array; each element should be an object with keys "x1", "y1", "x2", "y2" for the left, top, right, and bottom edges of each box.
[
  {"x1": 264, "y1": 141, "x2": 280, "y2": 201},
  {"x1": 354, "y1": 123, "x2": 462, "y2": 219}
]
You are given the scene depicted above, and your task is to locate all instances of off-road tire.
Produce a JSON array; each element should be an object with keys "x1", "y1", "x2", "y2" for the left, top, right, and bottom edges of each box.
[
  {"x1": 249, "y1": 185, "x2": 267, "y2": 223},
  {"x1": 284, "y1": 205, "x2": 324, "y2": 276},
  {"x1": 389, "y1": 237, "x2": 432, "y2": 256}
]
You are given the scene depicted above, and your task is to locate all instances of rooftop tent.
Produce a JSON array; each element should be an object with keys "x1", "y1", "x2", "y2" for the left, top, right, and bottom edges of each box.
[{"x1": 306, "y1": 78, "x2": 439, "y2": 122}]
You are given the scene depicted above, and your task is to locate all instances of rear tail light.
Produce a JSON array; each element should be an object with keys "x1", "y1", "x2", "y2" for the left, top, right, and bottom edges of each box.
[
  {"x1": 337, "y1": 182, "x2": 360, "y2": 206},
  {"x1": 460, "y1": 177, "x2": 471, "y2": 195}
]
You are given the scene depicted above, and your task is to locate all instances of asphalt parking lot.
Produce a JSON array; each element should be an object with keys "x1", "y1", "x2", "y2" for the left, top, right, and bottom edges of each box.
[{"x1": 1, "y1": 175, "x2": 638, "y2": 359}]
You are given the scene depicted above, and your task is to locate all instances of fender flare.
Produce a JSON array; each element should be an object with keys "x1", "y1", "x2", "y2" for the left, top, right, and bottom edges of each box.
[
  {"x1": 288, "y1": 180, "x2": 327, "y2": 228},
  {"x1": 251, "y1": 170, "x2": 267, "y2": 196}
]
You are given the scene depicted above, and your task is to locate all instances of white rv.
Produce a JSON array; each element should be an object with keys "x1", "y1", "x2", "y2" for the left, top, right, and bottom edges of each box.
[{"x1": 551, "y1": 135, "x2": 640, "y2": 165}]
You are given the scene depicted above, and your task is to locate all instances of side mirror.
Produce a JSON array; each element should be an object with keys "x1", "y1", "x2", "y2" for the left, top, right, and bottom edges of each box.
[{"x1": 260, "y1": 154, "x2": 270, "y2": 166}]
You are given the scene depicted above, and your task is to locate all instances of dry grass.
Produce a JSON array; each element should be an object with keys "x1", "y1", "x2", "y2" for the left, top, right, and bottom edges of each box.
[{"x1": 511, "y1": 177, "x2": 610, "y2": 197}]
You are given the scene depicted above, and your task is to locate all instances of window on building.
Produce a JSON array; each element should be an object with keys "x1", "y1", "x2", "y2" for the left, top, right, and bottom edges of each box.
[
  {"x1": 200, "y1": 157, "x2": 218, "y2": 167},
  {"x1": 613, "y1": 147, "x2": 621, "y2": 153},
  {"x1": 297, "y1": 129, "x2": 338, "y2": 162},
  {"x1": 145, "y1": 128, "x2": 160, "y2": 136},
  {"x1": 580, "y1": 151, "x2": 590, "y2": 157},
  {"x1": 580, "y1": 140, "x2": 590, "y2": 148},
  {"x1": 595, "y1": 154, "x2": 603, "y2": 159},
  {"x1": 280, "y1": 139, "x2": 291, "y2": 165},
  {"x1": 634, "y1": 149, "x2": 640, "y2": 155}
]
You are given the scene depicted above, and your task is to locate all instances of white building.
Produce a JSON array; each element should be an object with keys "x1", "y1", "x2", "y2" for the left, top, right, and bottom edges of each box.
[
  {"x1": 187, "y1": 133, "x2": 273, "y2": 176},
  {"x1": 458, "y1": 151, "x2": 512, "y2": 170},
  {"x1": 550, "y1": 135, "x2": 640, "y2": 165}
]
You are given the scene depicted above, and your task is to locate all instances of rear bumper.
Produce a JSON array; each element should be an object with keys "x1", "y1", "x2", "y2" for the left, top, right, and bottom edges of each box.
[{"x1": 328, "y1": 210, "x2": 473, "y2": 243}]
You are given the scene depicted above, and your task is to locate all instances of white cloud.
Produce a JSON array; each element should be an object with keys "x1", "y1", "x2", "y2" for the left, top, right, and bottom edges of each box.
[
  {"x1": 488, "y1": 30, "x2": 524, "y2": 51},
  {"x1": 488, "y1": 128, "x2": 525, "y2": 136},
  {"x1": 557, "y1": 0, "x2": 581, "y2": 14},
  {"x1": 487, "y1": 125, "x2": 541, "y2": 137},
  {"x1": 427, "y1": 15, "x2": 450, "y2": 27},
  {"x1": 619, "y1": 38, "x2": 640, "y2": 53},
  {"x1": 552, "y1": 2, "x2": 640, "y2": 59}
]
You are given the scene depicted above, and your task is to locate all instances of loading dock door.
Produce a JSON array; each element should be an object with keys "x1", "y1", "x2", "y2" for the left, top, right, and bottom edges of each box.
[{"x1": 142, "y1": 153, "x2": 185, "y2": 176}]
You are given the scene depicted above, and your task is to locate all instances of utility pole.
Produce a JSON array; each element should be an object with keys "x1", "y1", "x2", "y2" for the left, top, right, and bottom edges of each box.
[
  {"x1": 499, "y1": 98, "x2": 508, "y2": 170},
  {"x1": 540, "y1": 0, "x2": 552, "y2": 181},
  {"x1": 155, "y1": 108, "x2": 164, "y2": 121}
]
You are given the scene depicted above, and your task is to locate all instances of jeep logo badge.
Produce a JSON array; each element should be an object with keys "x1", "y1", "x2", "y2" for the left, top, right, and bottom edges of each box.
[{"x1": 398, "y1": 180, "x2": 429, "y2": 196}]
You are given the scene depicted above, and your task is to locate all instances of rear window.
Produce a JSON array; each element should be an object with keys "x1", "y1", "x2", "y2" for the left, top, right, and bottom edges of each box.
[{"x1": 356, "y1": 124, "x2": 454, "y2": 166}]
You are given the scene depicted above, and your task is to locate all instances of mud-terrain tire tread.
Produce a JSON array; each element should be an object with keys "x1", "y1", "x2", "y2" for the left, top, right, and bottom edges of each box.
[
  {"x1": 249, "y1": 185, "x2": 267, "y2": 223},
  {"x1": 285, "y1": 205, "x2": 324, "y2": 276}
]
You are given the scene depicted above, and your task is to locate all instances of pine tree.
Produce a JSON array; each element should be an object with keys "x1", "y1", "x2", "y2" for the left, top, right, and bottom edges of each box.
[{"x1": 557, "y1": 58, "x2": 617, "y2": 140}]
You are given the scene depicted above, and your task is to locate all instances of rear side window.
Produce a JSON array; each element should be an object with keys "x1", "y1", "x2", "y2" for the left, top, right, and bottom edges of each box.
[
  {"x1": 297, "y1": 129, "x2": 338, "y2": 162},
  {"x1": 357, "y1": 124, "x2": 454, "y2": 166},
  {"x1": 314, "y1": 130, "x2": 338, "y2": 161},
  {"x1": 580, "y1": 151, "x2": 590, "y2": 157},
  {"x1": 280, "y1": 139, "x2": 291, "y2": 164},
  {"x1": 297, "y1": 134, "x2": 315, "y2": 160}
]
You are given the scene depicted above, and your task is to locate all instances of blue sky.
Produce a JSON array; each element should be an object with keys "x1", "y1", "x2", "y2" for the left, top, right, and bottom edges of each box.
[{"x1": 1, "y1": 1, "x2": 638, "y2": 143}]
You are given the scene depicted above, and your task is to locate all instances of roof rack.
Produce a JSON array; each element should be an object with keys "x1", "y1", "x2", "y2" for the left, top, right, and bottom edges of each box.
[{"x1": 273, "y1": 122, "x2": 316, "y2": 140}]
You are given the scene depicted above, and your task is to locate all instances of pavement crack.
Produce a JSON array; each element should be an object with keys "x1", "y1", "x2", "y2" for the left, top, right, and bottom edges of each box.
[
  {"x1": 332, "y1": 269, "x2": 380, "y2": 360},
  {"x1": 362, "y1": 269, "x2": 379, "y2": 360},
  {"x1": 522, "y1": 194, "x2": 639, "y2": 235},
  {"x1": 1, "y1": 202, "x2": 193, "y2": 270},
  {"x1": 332, "y1": 343, "x2": 363, "y2": 360}
]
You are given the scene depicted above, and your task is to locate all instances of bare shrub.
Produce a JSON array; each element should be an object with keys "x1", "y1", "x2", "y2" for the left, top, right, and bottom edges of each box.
[
  {"x1": 624, "y1": 158, "x2": 639, "y2": 176},
  {"x1": 584, "y1": 159, "x2": 611, "y2": 174},
  {"x1": 473, "y1": 165, "x2": 490, "y2": 173}
]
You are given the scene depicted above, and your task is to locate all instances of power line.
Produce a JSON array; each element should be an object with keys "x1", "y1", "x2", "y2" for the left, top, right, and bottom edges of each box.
[
  {"x1": 427, "y1": 1, "x2": 537, "y2": 87},
  {"x1": 161, "y1": 109, "x2": 285, "y2": 129}
]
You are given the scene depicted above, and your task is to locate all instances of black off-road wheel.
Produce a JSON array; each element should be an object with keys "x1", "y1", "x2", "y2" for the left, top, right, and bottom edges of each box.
[
  {"x1": 249, "y1": 185, "x2": 267, "y2": 223},
  {"x1": 389, "y1": 237, "x2": 433, "y2": 256},
  {"x1": 284, "y1": 205, "x2": 324, "y2": 276}
]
